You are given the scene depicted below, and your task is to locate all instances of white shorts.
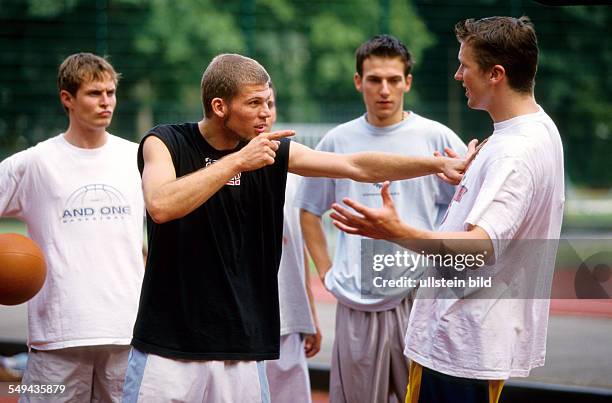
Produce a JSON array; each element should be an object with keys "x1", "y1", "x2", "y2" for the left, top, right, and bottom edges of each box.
[
  {"x1": 266, "y1": 333, "x2": 312, "y2": 403},
  {"x1": 19, "y1": 344, "x2": 130, "y2": 403},
  {"x1": 122, "y1": 348, "x2": 270, "y2": 403}
]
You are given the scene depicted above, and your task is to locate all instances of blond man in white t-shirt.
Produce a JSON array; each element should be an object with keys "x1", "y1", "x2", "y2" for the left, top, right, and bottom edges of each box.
[
  {"x1": 0, "y1": 53, "x2": 144, "y2": 402},
  {"x1": 330, "y1": 16, "x2": 564, "y2": 403}
]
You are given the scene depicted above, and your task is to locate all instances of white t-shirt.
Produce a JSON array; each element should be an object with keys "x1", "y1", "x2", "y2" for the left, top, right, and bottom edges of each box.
[
  {"x1": 296, "y1": 113, "x2": 466, "y2": 311},
  {"x1": 277, "y1": 173, "x2": 316, "y2": 336},
  {"x1": 404, "y1": 107, "x2": 565, "y2": 379},
  {"x1": 0, "y1": 134, "x2": 145, "y2": 350}
]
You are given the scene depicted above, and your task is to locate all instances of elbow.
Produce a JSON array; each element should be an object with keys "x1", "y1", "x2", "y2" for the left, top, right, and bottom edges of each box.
[
  {"x1": 146, "y1": 199, "x2": 173, "y2": 224},
  {"x1": 347, "y1": 162, "x2": 377, "y2": 183},
  {"x1": 341, "y1": 164, "x2": 366, "y2": 182},
  {"x1": 349, "y1": 170, "x2": 374, "y2": 183}
]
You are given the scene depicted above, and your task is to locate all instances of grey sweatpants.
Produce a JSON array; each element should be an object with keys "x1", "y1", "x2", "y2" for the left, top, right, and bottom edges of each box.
[{"x1": 330, "y1": 296, "x2": 412, "y2": 403}]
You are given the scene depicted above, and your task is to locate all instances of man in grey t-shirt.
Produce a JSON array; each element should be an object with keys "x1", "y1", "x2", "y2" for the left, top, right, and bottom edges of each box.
[{"x1": 296, "y1": 35, "x2": 466, "y2": 403}]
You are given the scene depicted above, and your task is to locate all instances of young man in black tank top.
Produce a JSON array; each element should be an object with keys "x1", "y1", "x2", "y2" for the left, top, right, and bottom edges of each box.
[{"x1": 122, "y1": 53, "x2": 475, "y2": 402}]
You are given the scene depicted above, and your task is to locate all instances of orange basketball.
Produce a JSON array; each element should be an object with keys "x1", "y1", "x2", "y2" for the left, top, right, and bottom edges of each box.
[{"x1": 0, "y1": 233, "x2": 47, "y2": 305}]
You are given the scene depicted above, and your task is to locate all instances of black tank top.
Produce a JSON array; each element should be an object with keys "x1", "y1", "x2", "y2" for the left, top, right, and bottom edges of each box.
[{"x1": 133, "y1": 122, "x2": 288, "y2": 360}]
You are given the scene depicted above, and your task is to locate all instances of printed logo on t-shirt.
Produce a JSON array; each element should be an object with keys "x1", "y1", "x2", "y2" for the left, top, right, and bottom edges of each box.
[
  {"x1": 440, "y1": 184, "x2": 468, "y2": 225},
  {"x1": 205, "y1": 157, "x2": 241, "y2": 186},
  {"x1": 453, "y1": 185, "x2": 468, "y2": 202},
  {"x1": 362, "y1": 182, "x2": 399, "y2": 197},
  {"x1": 60, "y1": 184, "x2": 132, "y2": 223}
]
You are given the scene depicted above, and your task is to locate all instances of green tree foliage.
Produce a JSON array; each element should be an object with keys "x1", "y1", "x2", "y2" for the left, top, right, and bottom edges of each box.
[
  {"x1": 245, "y1": 0, "x2": 434, "y2": 122},
  {"x1": 533, "y1": 6, "x2": 611, "y2": 187},
  {"x1": 0, "y1": 0, "x2": 434, "y2": 153}
]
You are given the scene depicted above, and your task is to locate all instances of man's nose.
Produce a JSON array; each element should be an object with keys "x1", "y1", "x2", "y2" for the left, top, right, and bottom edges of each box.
[{"x1": 380, "y1": 80, "x2": 390, "y2": 96}]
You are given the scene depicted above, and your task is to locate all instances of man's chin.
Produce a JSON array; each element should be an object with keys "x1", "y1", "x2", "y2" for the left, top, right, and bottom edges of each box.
[{"x1": 239, "y1": 132, "x2": 258, "y2": 142}]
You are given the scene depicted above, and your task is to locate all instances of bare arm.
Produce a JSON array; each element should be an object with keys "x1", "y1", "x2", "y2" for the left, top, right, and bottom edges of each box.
[
  {"x1": 303, "y1": 246, "x2": 322, "y2": 358},
  {"x1": 142, "y1": 130, "x2": 293, "y2": 223},
  {"x1": 300, "y1": 210, "x2": 333, "y2": 283},
  {"x1": 330, "y1": 181, "x2": 493, "y2": 259},
  {"x1": 288, "y1": 141, "x2": 477, "y2": 184}
]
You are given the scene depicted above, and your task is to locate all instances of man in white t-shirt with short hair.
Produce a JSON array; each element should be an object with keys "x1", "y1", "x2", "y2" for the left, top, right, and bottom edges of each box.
[
  {"x1": 330, "y1": 16, "x2": 564, "y2": 403},
  {"x1": 296, "y1": 35, "x2": 466, "y2": 403},
  {"x1": 0, "y1": 53, "x2": 144, "y2": 402}
]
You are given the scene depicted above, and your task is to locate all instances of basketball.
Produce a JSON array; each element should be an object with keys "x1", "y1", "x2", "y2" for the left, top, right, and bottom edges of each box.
[{"x1": 0, "y1": 233, "x2": 47, "y2": 305}]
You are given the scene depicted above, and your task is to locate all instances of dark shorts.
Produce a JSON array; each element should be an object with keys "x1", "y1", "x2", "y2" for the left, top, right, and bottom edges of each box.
[{"x1": 406, "y1": 361, "x2": 504, "y2": 403}]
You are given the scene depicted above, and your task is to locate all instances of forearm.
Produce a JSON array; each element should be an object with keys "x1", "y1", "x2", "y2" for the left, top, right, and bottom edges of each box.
[
  {"x1": 145, "y1": 153, "x2": 242, "y2": 223},
  {"x1": 346, "y1": 152, "x2": 443, "y2": 182},
  {"x1": 300, "y1": 210, "x2": 333, "y2": 281},
  {"x1": 392, "y1": 225, "x2": 494, "y2": 261}
]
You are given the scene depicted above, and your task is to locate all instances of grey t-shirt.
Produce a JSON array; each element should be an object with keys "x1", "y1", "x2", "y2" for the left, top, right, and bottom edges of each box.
[{"x1": 295, "y1": 113, "x2": 467, "y2": 311}]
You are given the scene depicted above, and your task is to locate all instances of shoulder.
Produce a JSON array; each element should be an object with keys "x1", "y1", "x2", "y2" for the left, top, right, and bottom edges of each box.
[
  {"x1": 406, "y1": 112, "x2": 466, "y2": 152},
  {"x1": 140, "y1": 123, "x2": 195, "y2": 152},
  {"x1": 325, "y1": 117, "x2": 365, "y2": 138},
  {"x1": 410, "y1": 112, "x2": 459, "y2": 138},
  {"x1": 333, "y1": 116, "x2": 364, "y2": 131},
  {"x1": 494, "y1": 119, "x2": 557, "y2": 160},
  {"x1": 316, "y1": 117, "x2": 366, "y2": 150},
  {"x1": 12, "y1": 135, "x2": 62, "y2": 160},
  {"x1": 0, "y1": 135, "x2": 62, "y2": 177},
  {"x1": 147, "y1": 123, "x2": 191, "y2": 140},
  {"x1": 107, "y1": 133, "x2": 139, "y2": 151}
]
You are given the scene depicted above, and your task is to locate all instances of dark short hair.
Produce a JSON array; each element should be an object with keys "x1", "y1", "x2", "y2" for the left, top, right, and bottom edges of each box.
[
  {"x1": 57, "y1": 52, "x2": 119, "y2": 96},
  {"x1": 355, "y1": 34, "x2": 413, "y2": 77},
  {"x1": 455, "y1": 16, "x2": 538, "y2": 93},
  {"x1": 200, "y1": 54, "x2": 270, "y2": 118}
]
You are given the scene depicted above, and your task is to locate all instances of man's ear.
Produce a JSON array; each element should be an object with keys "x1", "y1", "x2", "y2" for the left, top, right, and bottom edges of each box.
[
  {"x1": 404, "y1": 74, "x2": 413, "y2": 92},
  {"x1": 490, "y1": 65, "x2": 506, "y2": 84},
  {"x1": 211, "y1": 98, "x2": 227, "y2": 118},
  {"x1": 59, "y1": 90, "x2": 74, "y2": 111},
  {"x1": 354, "y1": 72, "x2": 363, "y2": 92}
]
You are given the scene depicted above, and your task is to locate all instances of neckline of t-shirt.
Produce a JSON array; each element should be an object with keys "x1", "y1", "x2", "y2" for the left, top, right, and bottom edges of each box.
[
  {"x1": 59, "y1": 132, "x2": 110, "y2": 155},
  {"x1": 361, "y1": 111, "x2": 416, "y2": 133},
  {"x1": 493, "y1": 106, "x2": 543, "y2": 133},
  {"x1": 190, "y1": 122, "x2": 244, "y2": 156}
]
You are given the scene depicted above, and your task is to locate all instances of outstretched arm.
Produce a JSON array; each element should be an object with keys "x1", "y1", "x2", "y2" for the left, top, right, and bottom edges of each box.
[
  {"x1": 330, "y1": 181, "x2": 493, "y2": 258},
  {"x1": 142, "y1": 130, "x2": 293, "y2": 223},
  {"x1": 288, "y1": 140, "x2": 477, "y2": 185}
]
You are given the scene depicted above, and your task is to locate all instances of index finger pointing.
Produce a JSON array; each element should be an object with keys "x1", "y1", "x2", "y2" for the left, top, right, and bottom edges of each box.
[{"x1": 266, "y1": 130, "x2": 295, "y2": 140}]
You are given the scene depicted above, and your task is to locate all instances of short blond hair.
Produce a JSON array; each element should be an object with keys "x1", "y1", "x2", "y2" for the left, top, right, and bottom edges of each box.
[
  {"x1": 57, "y1": 52, "x2": 120, "y2": 96},
  {"x1": 200, "y1": 54, "x2": 270, "y2": 118}
]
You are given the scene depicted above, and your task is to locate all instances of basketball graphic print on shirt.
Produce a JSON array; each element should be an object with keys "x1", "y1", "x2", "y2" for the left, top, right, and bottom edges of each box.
[{"x1": 61, "y1": 184, "x2": 132, "y2": 223}]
